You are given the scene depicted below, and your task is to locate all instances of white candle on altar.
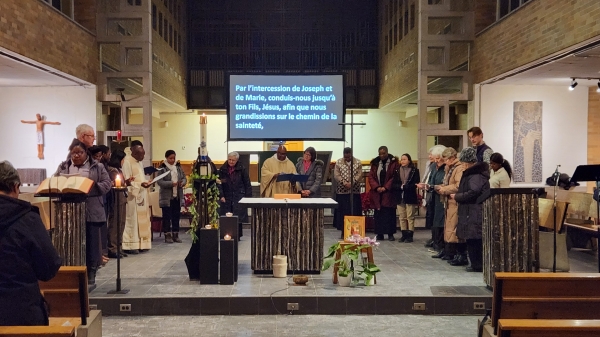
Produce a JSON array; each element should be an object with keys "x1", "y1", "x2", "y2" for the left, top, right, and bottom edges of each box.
[
  {"x1": 224, "y1": 234, "x2": 231, "y2": 241},
  {"x1": 115, "y1": 174, "x2": 122, "y2": 187}
]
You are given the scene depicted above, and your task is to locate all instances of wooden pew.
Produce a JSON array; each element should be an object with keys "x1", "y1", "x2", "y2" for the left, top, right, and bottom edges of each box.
[
  {"x1": 0, "y1": 267, "x2": 94, "y2": 337},
  {"x1": 497, "y1": 319, "x2": 600, "y2": 337},
  {"x1": 0, "y1": 326, "x2": 75, "y2": 337},
  {"x1": 39, "y1": 266, "x2": 89, "y2": 325},
  {"x1": 492, "y1": 272, "x2": 600, "y2": 334}
]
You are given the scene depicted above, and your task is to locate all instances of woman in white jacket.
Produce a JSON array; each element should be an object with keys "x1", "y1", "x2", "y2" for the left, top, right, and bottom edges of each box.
[{"x1": 489, "y1": 153, "x2": 512, "y2": 188}]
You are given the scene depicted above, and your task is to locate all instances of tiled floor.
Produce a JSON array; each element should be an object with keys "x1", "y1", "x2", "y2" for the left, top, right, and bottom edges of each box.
[
  {"x1": 91, "y1": 227, "x2": 597, "y2": 299},
  {"x1": 91, "y1": 228, "x2": 490, "y2": 298},
  {"x1": 102, "y1": 314, "x2": 481, "y2": 337}
]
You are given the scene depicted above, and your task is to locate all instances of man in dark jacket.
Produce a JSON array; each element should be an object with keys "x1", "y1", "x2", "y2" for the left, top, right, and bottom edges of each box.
[
  {"x1": 0, "y1": 161, "x2": 62, "y2": 326},
  {"x1": 452, "y1": 148, "x2": 491, "y2": 272},
  {"x1": 219, "y1": 152, "x2": 252, "y2": 240}
]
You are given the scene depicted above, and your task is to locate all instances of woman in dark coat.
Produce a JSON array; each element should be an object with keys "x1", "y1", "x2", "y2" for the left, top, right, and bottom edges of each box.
[
  {"x1": 219, "y1": 151, "x2": 252, "y2": 239},
  {"x1": 393, "y1": 153, "x2": 420, "y2": 243},
  {"x1": 418, "y1": 145, "x2": 447, "y2": 255},
  {"x1": 0, "y1": 161, "x2": 62, "y2": 326},
  {"x1": 55, "y1": 141, "x2": 112, "y2": 285},
  {"x1": 451, "y1": 147, "x2": 491, "y2": 272},
  {"x1": 369, "y1": 146, "x2": 400, "y2": 241},
  {"x1": 296, "y1": 147, "x2": 324, "y2": 198}
]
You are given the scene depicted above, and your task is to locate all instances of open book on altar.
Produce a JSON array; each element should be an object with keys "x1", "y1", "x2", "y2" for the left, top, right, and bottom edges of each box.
[{"x1": 36, "y1": 175, "x2": 94, "y2": 194}]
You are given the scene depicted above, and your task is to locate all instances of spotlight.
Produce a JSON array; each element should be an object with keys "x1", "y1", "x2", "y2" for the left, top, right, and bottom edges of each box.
[{"x1": 569, "y1": 79, "x2": 578, "y2": 91}]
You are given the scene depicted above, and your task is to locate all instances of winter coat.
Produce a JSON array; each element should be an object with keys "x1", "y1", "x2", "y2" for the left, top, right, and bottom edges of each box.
[
  {"x1": 428, "y1": 163, "x2": 446, "y2": 228},
  {"x1": 0, "y1": 195, "x2": 62, "y2": 326},
  {"x1": 55, "y1": 159, "x2": 112, "y2": 223},
  {"x1": 218, "y1": 161, "x2": 252, "y2": 220},
  {"x1": 219, "y1": 161, "x2": 252, "y2": 203},
  {"x1": 368, "y1": 155, "x2": 400, "y2": 209},
  {"x1": 157, "y1": 162, "x2": 188, "y2": 208},
  {"x1": 392, "y1": 165, "x2": 420, "y2": 205},
  {"x1": 437, "y1": 159, "x2": 467, "y2": 243},
  {"x1": 455, "y1": 162, "x2": 491, "y2": 240},
  {"x1": 296, "y1": 158, "x2": 325, "y2": 197}
]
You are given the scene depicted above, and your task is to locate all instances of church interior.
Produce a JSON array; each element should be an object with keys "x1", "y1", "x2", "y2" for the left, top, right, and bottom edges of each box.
[{"x1": 1, "y1": 0, "x2": 600, "y2": 336}]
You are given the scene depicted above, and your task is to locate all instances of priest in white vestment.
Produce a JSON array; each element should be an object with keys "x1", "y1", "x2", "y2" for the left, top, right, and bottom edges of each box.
[
  {"x1": 122, "y1": 144, "x2": 152, "y2": 253},
  {"x1": 260, "y1": 146, "x2": 297, "y2": 197}
]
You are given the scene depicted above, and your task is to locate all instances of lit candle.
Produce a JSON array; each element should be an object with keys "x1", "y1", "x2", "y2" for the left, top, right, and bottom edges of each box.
[
  {"x1": 115, "y1": 174, "x2": 122, "y2": 187},
  {"x1": 224, "y1": 234, "x2": 231, "y2": 241},
  {"x1": 116, "y1": 130, "x2": 122, "y2": 141}
]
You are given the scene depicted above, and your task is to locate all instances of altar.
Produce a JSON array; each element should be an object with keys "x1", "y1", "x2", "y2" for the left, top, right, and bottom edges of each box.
[{"x1": 239, "y1": 197, "x2": 338, "y2": 273}]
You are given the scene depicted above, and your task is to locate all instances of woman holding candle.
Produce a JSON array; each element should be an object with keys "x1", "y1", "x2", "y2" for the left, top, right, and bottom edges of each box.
[
  {"x1": 157, "y1": 150, "x2": 187, "y2": 243},
  {"x1": 106, "y1": 149, "x2": 129, "y2": 258}
]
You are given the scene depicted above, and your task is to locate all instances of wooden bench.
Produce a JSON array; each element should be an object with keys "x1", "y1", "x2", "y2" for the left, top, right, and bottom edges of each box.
[
  {"x1": 492, "y1": 272, "x2": 600, "y2": 335},
  {"x1": 497, "y1": 319, "x2": 600, "y2": 337},
  {"x1": 0, "y1": 266, "x2": 101, "y2": 337}
]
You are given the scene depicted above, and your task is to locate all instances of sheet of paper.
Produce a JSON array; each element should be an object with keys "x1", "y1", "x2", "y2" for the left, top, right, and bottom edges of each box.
[{"x1": 150, "y1": 170, "x2": 170, "y2": 184}]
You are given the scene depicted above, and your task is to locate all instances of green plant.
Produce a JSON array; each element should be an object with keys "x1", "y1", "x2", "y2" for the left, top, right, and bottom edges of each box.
[
  {"x1": 357, "y1": 262, "x2": 381, "y2": 285},
  {"x1": 322, "y1": 242, "x2": 371, "y2": 280},
  {"x1": 187, "y1": 168, "x2": 221, "y2": 243}
]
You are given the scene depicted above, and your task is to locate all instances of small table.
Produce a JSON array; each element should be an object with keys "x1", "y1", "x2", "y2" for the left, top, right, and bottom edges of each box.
[{"x1": 332, "y1": 242, "x2": 376, "y2": 284}]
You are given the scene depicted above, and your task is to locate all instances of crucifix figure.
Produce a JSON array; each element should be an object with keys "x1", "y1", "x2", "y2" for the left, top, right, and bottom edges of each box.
[{"x1": 21, "y1": 113, "x2": 61, "y2": 159}]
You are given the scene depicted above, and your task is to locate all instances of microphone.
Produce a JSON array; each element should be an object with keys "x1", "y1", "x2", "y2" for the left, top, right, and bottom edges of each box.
[{"x1": 554, "y1": 165, "x2": 561, "y2": 177}]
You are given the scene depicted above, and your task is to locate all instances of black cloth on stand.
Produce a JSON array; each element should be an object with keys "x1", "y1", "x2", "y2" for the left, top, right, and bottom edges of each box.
[{"x1": 333, "y1": 193, "x2": 362, "y2": 230}]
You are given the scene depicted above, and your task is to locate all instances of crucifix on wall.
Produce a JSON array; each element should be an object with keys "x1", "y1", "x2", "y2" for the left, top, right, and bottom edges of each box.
[{"x1": 21, "y1": 113, "x2": 61, "y2": 160}]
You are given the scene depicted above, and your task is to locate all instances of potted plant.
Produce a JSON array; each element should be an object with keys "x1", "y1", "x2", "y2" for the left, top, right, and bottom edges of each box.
[
  {"x1": 322, "y1": 241, "x2": 371, "y2": 287},
  {"x1": 345, "y1": 235, "x2": 381, "y2": 286}
]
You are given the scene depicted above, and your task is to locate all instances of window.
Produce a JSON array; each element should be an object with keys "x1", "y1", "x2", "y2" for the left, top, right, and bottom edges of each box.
[
  {"x1": 398, "y1": 17, "x2": 403, "y2": 41},
  {"x1": 388, "y1": 29, "x2": 392, "y2": 52},
  {"x1": 384, "y1": 35, "x2": 388, "y2": 55},
  {"x1": 393, "y1": 24, "x2": 398, "y2": 45},
  {"x1": 178, "y1": 34, "x2": 182, "y2": 56},
  {"x1": 158, "y1": 12, "x2": 163, "y2": 36},
  {"x1": 174, "y1": 30, "x2": 178, "y2": 52},
  {"x1": 152, "y1": 4, "x2": 157, "y2": 30},
  {"x1": 404, "y1": 8, "x2": 408, "y2": 35},
  {"x1": 169, "y1": 24, "x2": 173, "y2": 47},
  {"x1": 384, "y1": 4, "x2": 389, "y2": 25},
  {"x1": 163, "y1": 18, "x2": 168, "y2": 42},
  {"x1": 410, "y1": 4, "x2": 415, "y2": 29},
  {"x1": 498, "y1": 0, "x2": 528, "y2": 20}
]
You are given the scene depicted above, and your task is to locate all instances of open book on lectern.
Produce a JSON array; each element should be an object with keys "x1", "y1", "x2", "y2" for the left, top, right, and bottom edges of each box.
[
  {"x1": 276, "y1": 174, "x2": 309, "y2": 183},
  {"x1": 36, "y1": 175, "x2": 94, "y2": 194}
]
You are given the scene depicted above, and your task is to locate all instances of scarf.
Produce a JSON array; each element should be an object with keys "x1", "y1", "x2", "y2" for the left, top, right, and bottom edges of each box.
[
  {"x1": 378, "y1": 157, "x2": 388, "y2": 185},
  {"x1": 303, "y1": 160, "x2": 311, "y2": 174},
  {"x1": 164, "y1": 160, "x2": 178, "y2": 198},
  {"x1": 399, "y1": 166, "x2": 411, "y2": 185}
]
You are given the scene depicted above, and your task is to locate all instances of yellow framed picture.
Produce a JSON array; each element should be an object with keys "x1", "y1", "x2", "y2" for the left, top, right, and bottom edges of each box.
[{"x1": 344, "y1": 216, "x2": 366, "y2": 239}]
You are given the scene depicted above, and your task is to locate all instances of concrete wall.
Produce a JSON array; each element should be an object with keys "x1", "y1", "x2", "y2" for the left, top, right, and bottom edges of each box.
[
  {"x1": 151, "y1": 0, "x2": 186, "y2": 108},
  {"x1": 476, "y1": 84, "x2": 588, "y2": 186},
  {"x1": 0, "y1": 0, "x2": 99, "y2": 84},
  {"x1": 472, "y1": 0, "x2": 600, "y2": 83},
  {"x1": 0, "y1": 86, "x2": 97, "y2": 175}
]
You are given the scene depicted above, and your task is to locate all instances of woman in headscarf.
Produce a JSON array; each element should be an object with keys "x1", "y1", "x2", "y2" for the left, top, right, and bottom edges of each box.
[{"x1": 450, "y1": 147, "x2": 491, "y2": 272}]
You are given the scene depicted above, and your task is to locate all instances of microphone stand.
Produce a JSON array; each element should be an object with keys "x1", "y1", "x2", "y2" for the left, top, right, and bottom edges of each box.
[{"x1": 552, "y1": 166, "x2": 560, "y2": 273}]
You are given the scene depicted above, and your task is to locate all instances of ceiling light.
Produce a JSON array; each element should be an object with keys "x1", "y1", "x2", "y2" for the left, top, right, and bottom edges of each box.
[{"x1": 569, "y1": 79, "x2": 578, "y2": 91}]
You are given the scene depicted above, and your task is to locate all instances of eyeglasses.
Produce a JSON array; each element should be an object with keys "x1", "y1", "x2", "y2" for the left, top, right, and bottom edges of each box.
[{"x1": 84, "y1": 134, "x2": 95, "y2": 139}]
